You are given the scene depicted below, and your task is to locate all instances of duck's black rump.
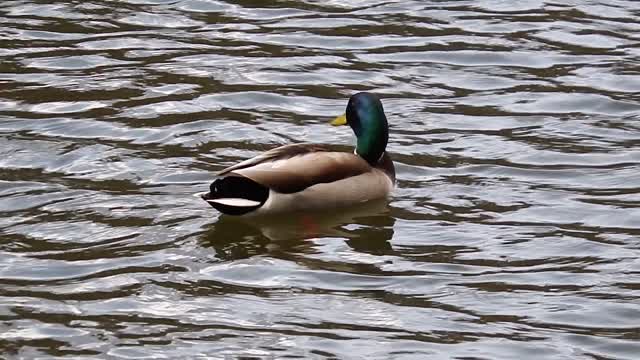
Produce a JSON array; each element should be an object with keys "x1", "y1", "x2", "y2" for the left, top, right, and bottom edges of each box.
[{"x1": 201, "y1": 175, "x2": 269, "y2": 216}]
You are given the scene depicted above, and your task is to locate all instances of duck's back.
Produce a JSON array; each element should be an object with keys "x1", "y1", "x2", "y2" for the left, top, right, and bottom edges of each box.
[{"x1": 228, "y1": 145, "x2": 373, "y2": 194}]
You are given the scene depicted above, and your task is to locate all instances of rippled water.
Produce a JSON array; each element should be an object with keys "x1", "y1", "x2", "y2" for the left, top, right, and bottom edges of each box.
[{"x1": 1, "y1": 0, "x2": 640, "y2": 359}]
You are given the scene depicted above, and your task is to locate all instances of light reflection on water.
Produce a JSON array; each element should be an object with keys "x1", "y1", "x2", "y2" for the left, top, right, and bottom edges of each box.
[{"x1": 1, "y1": 0, "x2": 640, "y2": 359}]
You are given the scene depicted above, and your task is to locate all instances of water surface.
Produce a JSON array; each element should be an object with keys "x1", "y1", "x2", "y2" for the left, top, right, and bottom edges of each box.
[{"x1": 1, "y1": 0, "x2": 640, "y2": 359}]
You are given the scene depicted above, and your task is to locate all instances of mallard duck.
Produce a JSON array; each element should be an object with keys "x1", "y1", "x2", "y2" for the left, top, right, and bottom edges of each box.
[{"x1": 200, "y1": 92, "x2": 395, "y2": 216}]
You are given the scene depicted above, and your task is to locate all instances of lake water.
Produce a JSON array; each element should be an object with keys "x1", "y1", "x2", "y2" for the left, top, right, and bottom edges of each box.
[{"x1": 1, "y1": 1, "x2": 640, "y2": 359}]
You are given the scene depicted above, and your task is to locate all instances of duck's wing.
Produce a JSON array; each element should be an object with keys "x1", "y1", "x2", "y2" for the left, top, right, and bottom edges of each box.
[
  {"x1": 217, "y1": 143, "x2": 329, "y2": 176},
  {"x1": 220, "y1": 143, "x2": 372, "y2": 194}
]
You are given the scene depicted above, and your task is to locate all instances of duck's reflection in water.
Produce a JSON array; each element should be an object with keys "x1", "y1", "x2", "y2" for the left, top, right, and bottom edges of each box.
[{"x1": 200, "y1": 200, "x2": 395, "y2": 260}]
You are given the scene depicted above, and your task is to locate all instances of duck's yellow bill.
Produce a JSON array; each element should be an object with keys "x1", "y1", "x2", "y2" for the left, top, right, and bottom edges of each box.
[{"x1": 330, "y1": 114, "x2": 347, "y2": 126}]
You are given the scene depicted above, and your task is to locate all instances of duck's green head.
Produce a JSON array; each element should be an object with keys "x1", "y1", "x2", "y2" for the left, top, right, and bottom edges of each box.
[{"x1": 331, "y1": 92, "x2": 389, "y2": 165}]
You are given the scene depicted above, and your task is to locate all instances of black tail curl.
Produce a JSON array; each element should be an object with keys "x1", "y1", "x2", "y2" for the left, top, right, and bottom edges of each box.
[{"x1": 201, "y1": 175, "x2": 269, "y2": 216}]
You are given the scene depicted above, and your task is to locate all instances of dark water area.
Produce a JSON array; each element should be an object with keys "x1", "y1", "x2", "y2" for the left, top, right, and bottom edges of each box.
[{"x1": 1, "y1": 0, "x2": 640, "y2": 359}]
